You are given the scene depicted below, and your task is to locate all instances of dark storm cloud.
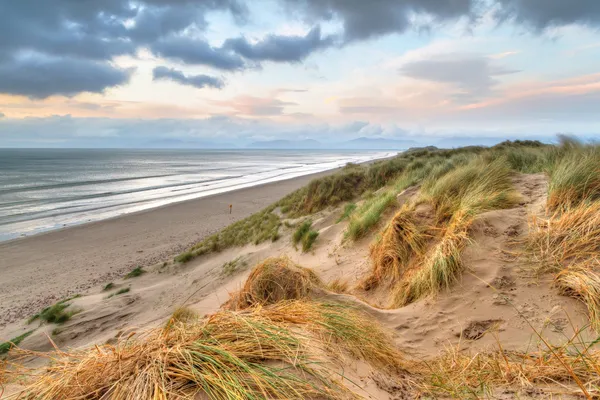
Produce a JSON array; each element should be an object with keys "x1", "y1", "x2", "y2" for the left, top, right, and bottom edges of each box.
[
  {"x1": 152, "y1": 66, "x2": 224, "y2": 89},
  {"x1": 399, "y1": 53, "x2": 519, "y2": 101},
  {"x1": 281, "y1": 0, "x2": 474, "y2": 42},
  {"x1": 0, "y1": 56, "x2": 132, "y2": 99},
  {"x1": 223, "y1": 26, "x2": 335, "y2": 62},
  {"x1": 2, "y1": 0, "x2": 600, "y2": 98},
  {"x1": 151, "y1": 37, "x2": 246, "y2": 70},
  {"x1": 494, "y1": 0, "x2": 600, "y2": 30}
]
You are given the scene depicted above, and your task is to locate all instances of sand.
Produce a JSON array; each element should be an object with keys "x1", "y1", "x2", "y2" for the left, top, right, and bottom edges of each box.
[{"x1": 0, "y1": 169, "x2": 337, "y2": 328}]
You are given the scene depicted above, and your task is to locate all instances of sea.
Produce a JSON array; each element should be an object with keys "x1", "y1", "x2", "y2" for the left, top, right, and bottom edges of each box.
[{"x1": 0, "y1": 149, "x2": 396, "y2": 241}]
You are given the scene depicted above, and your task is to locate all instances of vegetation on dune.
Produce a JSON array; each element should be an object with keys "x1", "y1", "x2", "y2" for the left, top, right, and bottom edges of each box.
[
  {"x1": 546, "y1": 139, "x2": 600, "y2": 211},
  {"x1": 0, "y1": 330, "x2": 34, "y2": 355},
  {"x1": 221, "y1": 256, "x2": 247, "y2": 276},
  {"x1": 292, "y1": 219, "x2": 319, "y2": 252},
  {"x1": 177, "y1": 206, "x2": 282, "y2": 263},
  {"x1": 415, "y1": 331, "x2": 600, "y2": 399},
  {"x1": 28, "y1": 296, "x2": 82, "y2": 325},
  {"x1": 346, "y1": 190, "x2": 396, "y2": 241},
  {"x1": 107, "y1": 287, "x2": 130, "y2": 298},
  {"x1": 227, "y1": 256, "x2": 322, "y2": 310},
  {"x1": 365, "y1": 205, "x2": 424, "y2": 290},
  {"x1": 336, "y1": 202, "x2": 356, "y2": 223},
  {"x1": 526, "y1": 140, "x2": 600, "y2": 330},
  {"x1": 102, "y1": 282, "x2": 114, "y2": 291},
  {"x1": 16, "y1": 299, "x2": 403, "y2": 400},
  {"x1": 124, "y1": 266, "x2": 145, "y2": 279}
]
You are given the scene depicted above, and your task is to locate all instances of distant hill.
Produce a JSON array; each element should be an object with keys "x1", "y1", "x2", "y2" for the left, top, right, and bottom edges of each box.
[
  {"x1": 247, "y1": 139, "x2": 322, "y2": 149},
  {"x1": 336, "y1": 137, "x2": 418, "y2": 149}
]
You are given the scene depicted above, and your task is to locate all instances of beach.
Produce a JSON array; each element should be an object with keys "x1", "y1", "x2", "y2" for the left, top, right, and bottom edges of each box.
[{"x1": 0, "y1": 168, "x2": 337, "y2": 327}]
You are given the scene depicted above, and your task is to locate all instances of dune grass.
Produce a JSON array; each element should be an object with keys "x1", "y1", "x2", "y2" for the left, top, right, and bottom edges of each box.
[
  {"x1": 292, "y1": 219, "x2": 312, "y2": 246},
  {"x1": 346, "y1": 191, "x2": 396, "y2": 241},
  {"x1": 124, "y1": 266, "x2": 145, "y2": 279},
  {"x1": 415, "y1": 334, "x2": 600, "y2": 399},
  {"x1": 227, "y1": 257, "x2": 323, "y2": 310},
  {"x1": 336, "y1": 202, "x2": 356, "y2": 223},
  {"x1": 393, "y1": 212, "x2": 471, "y2": 307},
  {"x1": 221, "y1": 256, "x2": 247, "y2": 276},
  {"x1": 107, "y1": 287, "x2": 130, "y2": 298},
  {"x1": 292, "y1": 219, "x2": 319, "y2": 252},
  {"x1": 365, "y1": 205, "x2": 424, "y2": 290},
  {"x1": 0, "y1": 330, "x2": 34, "y2": 355},
  {"x1": 28, "y1": 296, "x2": 82, "y2": 325},
  {"x1": 16, "y1": 299, "x2": 403, "y2": 400},
  {"x1": 547, "y1": 141, "x2": 600, "y2": 211}
]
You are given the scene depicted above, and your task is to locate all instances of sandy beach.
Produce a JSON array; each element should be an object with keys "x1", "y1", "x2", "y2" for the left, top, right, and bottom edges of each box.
[{"x1": 0, "y1": 168, "x2": 337, "y2": 327}]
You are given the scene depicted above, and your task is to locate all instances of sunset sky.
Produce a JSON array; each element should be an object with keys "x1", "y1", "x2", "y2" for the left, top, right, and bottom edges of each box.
[{"x1": 1, "y1": 0, "x2": 599, "y2": 147}]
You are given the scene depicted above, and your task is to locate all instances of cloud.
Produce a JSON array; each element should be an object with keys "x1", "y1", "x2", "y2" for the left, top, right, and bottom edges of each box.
[
  {"x1": 212, "y1": 95, "x2": 297, "y2": 116},
  {"x1": 0, "y1": 55, "x2": 132, "y2": 98},
  {"x1": 223, "y1": 26, "x2": 335, "y2": 62},
  {"x1": 493, "y1": 0, "x2": 600, "y2": 30},
  {"x1": 152, "y1": 66, "x2": 224, "y2": 89},
  {"x1": 150, "y1": 36, "x2": 246, "y2": 70},
  {"x1": 399, "y1": 53, "x2": 519, "y2": 101},
  {"x1": 280, "y1": 0, "x2": 473, "y2": 42}
]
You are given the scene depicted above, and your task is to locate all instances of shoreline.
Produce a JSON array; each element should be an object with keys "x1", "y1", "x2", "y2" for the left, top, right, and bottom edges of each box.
[{"x1": 0, "y1": 166, "x2": 345, "y2": 327}]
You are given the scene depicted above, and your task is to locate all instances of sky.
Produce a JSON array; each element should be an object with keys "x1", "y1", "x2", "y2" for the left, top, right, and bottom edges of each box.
[{"x1": 0, "y1": 0, "x2": 599, "y2": 148}]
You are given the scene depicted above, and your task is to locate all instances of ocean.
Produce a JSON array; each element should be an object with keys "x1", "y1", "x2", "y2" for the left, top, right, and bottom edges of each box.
[{"x1": 0, "y1": 149, "x2": 395, "y2": 241}]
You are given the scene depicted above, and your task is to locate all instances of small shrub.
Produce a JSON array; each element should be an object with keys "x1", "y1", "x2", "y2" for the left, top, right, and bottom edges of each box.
[
  {"x1": 125, "y1": 266, "x2": 146, "y2": 279},
  {"x1": 302, "y1": 230, "x2": 319, "y2": 252},
  {"x1": 0, "y1": 330, "x2": 34, "y2": 355}
]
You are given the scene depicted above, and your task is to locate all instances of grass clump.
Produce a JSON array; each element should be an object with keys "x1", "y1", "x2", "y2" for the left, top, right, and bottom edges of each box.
[
  {"x1": 336, "y1": 202, "x2": 356, "y2": 223},
  {"x1": 175, "y1": 251, "x2": 194, "y2": 263},
  {"x1": 0, "y1": 330, "x2": 34, "y2": 355},
  {"x1": 228, "y1": 257, "x2": 323, "y2": 310},
  {"x1": 365, "y1": 205, "x2": 424, "y2": 290},
  {"x1": 28, "y1": 297, "x2": 81, "y2": 325},
  {"x1": 17, "y1": 300, "x2": 403, "y2": 400},
  {"x1": 293, "y1": 220, "x2": 319, "y2": 252},
  {"x1": 346, "y1": 191, "x2": 396, "y2": 241},
  {"x1": 423, "y1": 156, "x2": 520, "y2": 222},
  {"x1": 107, "y1": 287, "x2": 130, "y2": 298},
  {"x1": 293, "y1": 219, "x2": 312, "y2": 246},
  {"x1": 302, "y1": 230, "x2": 319, "y2": 252},
  {"x1": 547, "y1": 140, "x2": 600, "y2": 211},
  {"x1": 102, "y1": 282, "x2": 114, "y2": 291},
  {"x1": 221, "y1": 256, "x2": 247, "y2": 276},
  {"x1": 124, "y1": 266, "x2": 145, "y2": 279}
]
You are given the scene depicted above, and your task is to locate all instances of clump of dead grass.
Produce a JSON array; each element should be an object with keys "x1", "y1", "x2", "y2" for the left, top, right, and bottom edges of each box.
[
  {"x1": 527, "y1": 202, "x2": 600, "y2": 330},
  {"x1": 227, "y1": 256, "x2": 322, "y2": 310},
  {"x1": 415, "y1": 340, "x2": 600, "y2": 399},
  {"x1": 14, "y1": 300, "x2": 405, "y2": 400},
  {"x1": 392, "y1": 212, "x2": 471, "y2": 307},
  {"x1": 365, "y1": 205, "x2": 424, "y2": 290}
]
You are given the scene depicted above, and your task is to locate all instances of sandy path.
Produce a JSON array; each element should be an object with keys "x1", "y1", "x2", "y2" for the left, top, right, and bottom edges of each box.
[{"x1": 0, "y1": 169, "x2": 335, "y2": 327}]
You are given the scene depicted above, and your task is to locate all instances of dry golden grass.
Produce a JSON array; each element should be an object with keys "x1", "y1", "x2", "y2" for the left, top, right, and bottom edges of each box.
[
  {"x1": 12, "y1": 301, "x2": 405, "y2": 400},
  {"x1": 528, "y1": 203, "x2": 600, "y2": 330},
  {"x1": 327, "y1": 277, "x2": 350, "y2": 293},
  {"x1": 415, "y1": 339, "x2": 600, "y2": 399},
  {"x1": 227, "y1": 256, "x2": 323, "y2": 310},
  {"x1": 365, "y1": 205, "x2": 424, "y2": 290},
  {"x1": 392, "y1": 212, "x2": 471, "y2": 307},
  {"x1": 555, "y1": 262, "x2": 600, "y2": 331},
  {"x1": 528, "y1": 202, "x2": 600, "y2": 271}
]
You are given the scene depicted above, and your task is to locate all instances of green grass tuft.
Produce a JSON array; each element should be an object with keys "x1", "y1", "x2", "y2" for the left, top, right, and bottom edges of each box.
[
  {"x1": 346, "y1": 191, "x2": 396, "y2": 241},
  {"x1": 292, "y1": 219, "x2": 312, "y2": 246},
  {"x1": 0, "y1": 330, "x2": 34, "y2": 355},
  {"x1": 336, "y1": 203, "x2": 356, "y2": 223},
  {"x1": 124, "y1": 266, "x2": 145, "y2": 279},
  {"x1": 28, "y1": 297, "x2": 82, "y2": 325},
  {"x1": 302, "y1": 230, "x2": 319, "y2": 252},
  {"x1": 102, "y1": 282, "x2": 114, "y2": 291},
  {"x1": 107, "y1": 287, "x2": 130, "y2": 298}
]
